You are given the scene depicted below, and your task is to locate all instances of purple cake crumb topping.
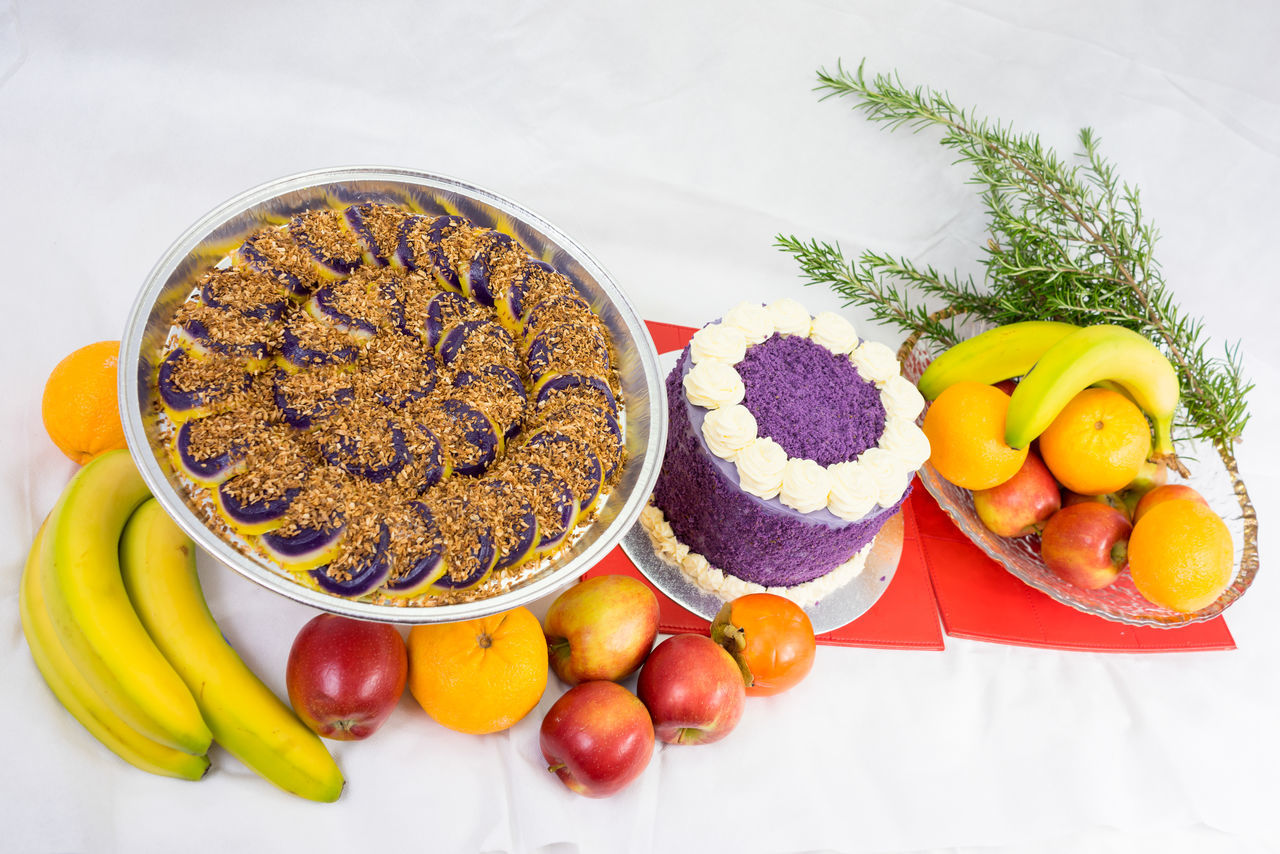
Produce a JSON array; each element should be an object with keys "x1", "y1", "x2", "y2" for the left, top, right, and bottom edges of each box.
[{"x1": 736, "y1": 334, "x2": 886, "y2": 466}]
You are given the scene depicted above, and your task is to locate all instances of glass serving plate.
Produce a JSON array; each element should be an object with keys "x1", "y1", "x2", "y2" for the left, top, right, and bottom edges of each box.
[
  {"x1": 900, "y1": 332, "x2": 1258, "y2": 628},
  {"x1": 119, "y1": 167, "x2": 667, "y2": 625}
]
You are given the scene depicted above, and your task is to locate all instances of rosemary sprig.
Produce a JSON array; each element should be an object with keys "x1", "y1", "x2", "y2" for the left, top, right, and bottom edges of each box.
[{"x1": 777, "y1": 60, "x2": 1252, "y2": 451}]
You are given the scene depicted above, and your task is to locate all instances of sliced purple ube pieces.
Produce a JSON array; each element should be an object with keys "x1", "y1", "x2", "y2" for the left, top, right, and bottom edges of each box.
[
  {"x1": 399, "y1": 215, "x2": 466, "y2": 292},
  {"x1": 406, "y1": 424, "x2": 446, "y2": 493},
  {"x1": 526, "y1": 324, "x2": 611, "y2": 386},
  {"x1": 280, "y1": 324, "x2": 360, "y2": 369},
  {"x1": 526, "y1": 431, "x2": 603, "y2": 511},
  {"x1": 174, "y1": 419, "x2": 247, "y2": 485},
  {"x1": 157, "y1": 348, "x2": 251, "y2": 415},
  {"x1": 308, "y1": 285, "x2": 378, "y2": 340},
  {"x1": 377, "y1": 275, "x2": 416, "y2": 337},
  {"x1": 200, "y1": 277, "x2": 286, "y2": 323},
  {"x1": 392, "y1": 214, "x2": 429, "y2": 268},
  {"x1": 441, "y1": 399, "x2": 500, "y2": 476},
  {"x1": 465, "y1": 231, "x2": 520, "y2": 307},
  {"x1": 318, "y1": 419, "x2": 412, "y2": 482},
  {"x1": 521, "y1": 293, "x2": 593, "y2": 340},
  {"x1": 272, "y1": 370, "x2": 354, "y2": 430},
  {"x1": 423, "y1": 291, "x2": 474, "y2": 350},
  {"x1": 532, "y1": 372, "x2": 618, "y2": 414},
  {"x1": 310, "y1": 524, "x2": 393, "y2": 597},
  {"x1": 216, "y1": 480, "x2": 300, "y2": 533},
  {"x1": 235, "y1": 241, "x2": 311, "y2": 298},
  {"x1": 342, "y1": 203, "x2": 392, "y2": 266},
  {"x1": 375, "y1": 355, "x2": 437, "y2": 408},
  {"x1": 178, "y1": 316, "x2": 270, "y2": 364},
  {"x1": 430, "y1": 527, "x2": 498, "y2": 592},
  {"x1": 381, "y1": 501, "x2": 446, "y2": 596},
  {"x1": 505, "y1": 462, "x2": 578, "y2": 554},
  {"x1": 536, "y1": 402, "x2": 623, "y2": 480},
  {"x1": 259, "y1": 518, "x2": 346, "y2": 571},
  {"x1": 499, "y1": 260, "x2": 553, "y2": 330},
  {"x1": 453, "y1": 364, "x2": 527, "y2": 440},
  {"x1": 436, "y1": 318, "x2": 512, "y2": 366},
  {"x1": 478, "y1": 479, "x2": 537, "y2": 571},
  {"x1": 289, "y1": 215, "x2": 363, "y2": 277}
]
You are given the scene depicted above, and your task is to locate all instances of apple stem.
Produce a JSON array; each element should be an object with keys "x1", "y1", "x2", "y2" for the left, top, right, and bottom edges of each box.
[
  {"x1": 546, "y1": 763, "x2": 566, "y2": 774},
  {"x1": 548, "y1": 638, "x2": 571, "y2": 659}
]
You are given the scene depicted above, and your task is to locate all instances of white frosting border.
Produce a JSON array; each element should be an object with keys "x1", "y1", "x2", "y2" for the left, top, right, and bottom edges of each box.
[
  {"x1": 638, "y1": 502, "x2": 872, "y2": 608},
  {"x1": 683, "y1": 300, "x2": 931, "y2": 521}
]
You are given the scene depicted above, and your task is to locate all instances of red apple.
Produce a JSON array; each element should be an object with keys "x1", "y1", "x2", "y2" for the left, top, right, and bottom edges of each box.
[
  {"x1": 540, "y1": 681, "x2": 655, "y2": 798},
  {"x1": 543, "y1": 575, "x2": 660, "y2": 685},
  {"x1": 971, "y1": 450, "x2": 1061, "y2": 537},
  {"x1": 636, "y1": 634, "x2": 745, "y2": 745},
  {"x1": 1039, "y1": 502, "x2": 1132, "y2": 590},
  {"x1": 1133, "y1": 483, "x2": 1209, "y2": 524},
  {"x1": 1119, "y1": 459, "x2": 1169, "y2": 518},
  {"x1": 286, "y1": 614, "x2": 407, "y2": 741}
]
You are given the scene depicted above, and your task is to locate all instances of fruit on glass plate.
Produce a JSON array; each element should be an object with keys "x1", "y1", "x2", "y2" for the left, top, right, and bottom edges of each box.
[
  {"x1": 636, "y1": 634, "x2": 745, "y2": 745},
  {"x1": 1128, "y1": 499, "x2": 1233, "y2": 613},
  {"x1": 710, "y1": 593, "x2": 816, "y2": 697},
  {"x1": 287, "y1": 614, "x2": 407, "y2": 741},
  {"x1": 1036, "y1": 387, "x2": 1151, "y2": 496},
  {"x1": 971, "y1": 449, "x2": 1061, "y2": 538},
  {"x1": 407, "y1": 606, "x2": 548, "y2": 734},
  {"x1": 1039, "y1": 502, "x2": 1132, "y2": 591},
  {"x1": 543, "y1": 575, "x2": 659, "y2": 686},
  {"x1": 921, "y1": 381, "x2": 1027, "y2": 490},
  {"x1": 540, "y1": 681, "x2": 655, "y2": 798},
  {"x1": 121, "y1": 499, "x2": 344, "y2": 802},
  {"x1": 41, "y1": 340, "x2": 129, "y2": 465}
]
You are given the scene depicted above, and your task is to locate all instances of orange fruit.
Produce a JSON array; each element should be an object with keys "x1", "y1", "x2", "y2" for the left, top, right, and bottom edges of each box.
[
  {"x1": 1128, "y1": 499, "x2": 1234, "y2": 613},
  {"x1": 920, "y1": 381, "x2": 1027, "y2": 490},
  {"x1": 1038, "y1": 387, "x2": 1151, "y2": 496},
  {"x1": 41, "y1": 340, "x2": 128, "y2": 465},
  {"x1": 407, "y1": 606, "x2": 548, "y2": 734}
]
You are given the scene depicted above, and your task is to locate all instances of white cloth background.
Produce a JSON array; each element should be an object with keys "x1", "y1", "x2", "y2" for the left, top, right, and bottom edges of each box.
[{"x1": 1, "y1": 2, "x2": 1277, "y2": 852}]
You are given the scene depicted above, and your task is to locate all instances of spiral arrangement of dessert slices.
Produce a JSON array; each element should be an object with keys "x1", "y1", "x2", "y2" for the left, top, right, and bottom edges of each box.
[
  {"x1": 20, "y1": 451, "x2": 343, "y2": 800},
  {"x1": 157, "y1": 203, "x2": 625, "y2": 601}
]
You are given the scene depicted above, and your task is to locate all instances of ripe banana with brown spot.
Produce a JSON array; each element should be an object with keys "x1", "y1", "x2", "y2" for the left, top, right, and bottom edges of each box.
[
  {"x1": 120, "y1": 499, "x2": 345, "y2": 803},
  {"x1": 38, "y1": 450, "x2": 213, "y2": 754},
  {"x1": 916, "y1": 320, "x2": 1081, "y2": 400},
  {"x1": 20, "y1": 519, "x2": 210, "y2": 781},
  {"x1": 1004, "y1": 324, "x2": 1181, "y2": 459}
]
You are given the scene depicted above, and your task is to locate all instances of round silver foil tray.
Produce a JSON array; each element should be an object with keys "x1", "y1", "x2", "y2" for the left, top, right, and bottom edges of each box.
[{"x1": 119, "y1": 167, "x2": 667, "y2": 624}]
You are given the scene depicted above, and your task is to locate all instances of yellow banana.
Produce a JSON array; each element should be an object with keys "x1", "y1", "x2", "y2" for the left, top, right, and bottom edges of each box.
[
  {"x1": 39, "y1": 450, "x2": 213, "y2": 755},
  {"x1": 20, "y1": 519, "x2": 210, "y2": 781},
  {"x1": 1005, "y1": 324, "x2": 1180, "y2": 457},
  {"x1": 120, "y1": 499, "x2": 345, "y2": 803},
  {"x1": 916, "y1": 320, "x2": 1080, "y2": 400}
]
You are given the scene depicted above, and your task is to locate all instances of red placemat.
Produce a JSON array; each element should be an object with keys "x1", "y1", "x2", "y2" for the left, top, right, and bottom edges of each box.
[{"x1": 913, "y1": 485, "x2": 1235, "y2": 652}]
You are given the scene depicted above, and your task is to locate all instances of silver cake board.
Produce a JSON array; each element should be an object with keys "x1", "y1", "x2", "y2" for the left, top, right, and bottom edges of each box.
[{"x1": 619, "y1": 509, "x2": 905, "y2": 635}]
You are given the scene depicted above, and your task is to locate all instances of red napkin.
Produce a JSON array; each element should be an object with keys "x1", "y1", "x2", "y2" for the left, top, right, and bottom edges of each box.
[{"x1": 913, "y1": 485, "x2": 1235, "y2": 652}]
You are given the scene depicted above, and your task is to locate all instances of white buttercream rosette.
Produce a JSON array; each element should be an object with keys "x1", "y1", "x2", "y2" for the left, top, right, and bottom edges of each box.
[{"x1": 682, "y1": 299, "x2": 931, "y2": 520}]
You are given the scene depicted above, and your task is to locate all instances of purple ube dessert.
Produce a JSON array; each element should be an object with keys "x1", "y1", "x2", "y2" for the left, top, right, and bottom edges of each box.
[{"x1": 651, "y1": 330, "x2": 909, "y2": 590}]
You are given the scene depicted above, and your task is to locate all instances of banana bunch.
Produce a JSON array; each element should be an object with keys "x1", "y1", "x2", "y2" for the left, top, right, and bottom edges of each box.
[
  {"x1": 918, "y1": 321, "x2": 1181, "y2": 460},
  {"x1": 19, "y1": 450, "x2": 344, "y2": 802}
]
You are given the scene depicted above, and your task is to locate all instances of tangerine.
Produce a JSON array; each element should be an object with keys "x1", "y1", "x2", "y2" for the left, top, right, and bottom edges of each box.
[
  {"x1": 407, "y1": 606, "x2": 548, "y2": 734},
  {"x1": 1128, "y1": 499, "x2": 1233, "y2": 613},
  {"x1": 41, "y1": 340, "x2": 128, "y2": 465},
  {"x1": 920, "y1": 381, "x2": 1027, "y2": 490},
  {"x1": 1038, "y1": 387, "x2": 1150, "y2": 496}
]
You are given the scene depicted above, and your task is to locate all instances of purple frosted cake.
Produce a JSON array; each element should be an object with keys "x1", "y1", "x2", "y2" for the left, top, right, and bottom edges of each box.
[{"x1": 642, "y1": 299, "x2": 930, "y2": 606}]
